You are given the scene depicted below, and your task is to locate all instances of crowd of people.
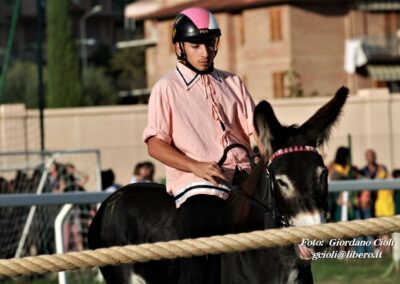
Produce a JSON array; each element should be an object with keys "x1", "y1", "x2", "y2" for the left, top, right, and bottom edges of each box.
[
  {"x1": 1, "y1": 149, "x2": 400, "y2": 259},
  {"x1": 101, "y1": 160, "x2": 155, "y2": 193},
  {"x1": 328, "y1": 147, "x2": 400, "y2": 255},
  {"x1": 0, "y1": 161, "x2": 94, "y2": 258}
]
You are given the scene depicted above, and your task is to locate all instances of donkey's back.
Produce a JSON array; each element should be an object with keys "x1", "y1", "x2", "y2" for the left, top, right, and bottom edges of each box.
[{"x1": 88, "y1": 183, "x2": 181, "y2": 283}]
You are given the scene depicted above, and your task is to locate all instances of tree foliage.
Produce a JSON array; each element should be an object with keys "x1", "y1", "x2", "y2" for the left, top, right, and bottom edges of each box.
[
  {"x1": 110, "y1": 47, "x2": 146, "y2": 91},
  {"x1": 82, "y1": 67, "x2": 116, "y2": 106},
  {"x1": 3, "y1": 61, "x2": 38, "y2": 108},
  {"x1": 46, "y1": 0, "x2": 82, "y2": 108}
]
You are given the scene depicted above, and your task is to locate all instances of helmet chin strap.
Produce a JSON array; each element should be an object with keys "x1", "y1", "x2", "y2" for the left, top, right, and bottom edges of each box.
[{"x1": 176, "y1": 41, "x2": 218, "y2": 74}]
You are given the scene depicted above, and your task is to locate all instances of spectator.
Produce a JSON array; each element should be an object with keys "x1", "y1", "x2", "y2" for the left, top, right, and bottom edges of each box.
[
  {"x1": 393, "y1": 169, "x2": 400, "y2": 215},
  {"x1": 328, "y1": 147, "x2": 355, "y2": 222},
  {"x1": 353, "y1": 167, "x2": 374, "y2": 253},
  {"x1": 129, "y1": 161, "x2": 155, "y2": 183},
  {"x1": 361, "y1": 149, "x2": 394, "y2": 255},
  {"x1": 361, "y1": 149, "x2": 394, "y2": 218},
  {"x1": 101, "y1": 169, "x2": 120, "y2": 193},
  {"x1": 65, "y1": 163, "x2": 89, "y2": 187},
  {"x1": 0, "y1": 177, "x2": 9, "y2": 193},
  {"x1": 139, "y1": 161, "x2": 155, "y2": 182},
  {"x1": 129, "y1": 162, "x2": 143, "y2": 183}
]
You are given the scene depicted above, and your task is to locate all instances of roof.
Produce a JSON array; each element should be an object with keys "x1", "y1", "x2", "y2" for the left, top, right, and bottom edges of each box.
[
  {"x1": 136, "y1": 0, "x2": 355, "y2": 21},
  {"x1": 125, "y1": 0, "x2": 159, "y2": 19}
]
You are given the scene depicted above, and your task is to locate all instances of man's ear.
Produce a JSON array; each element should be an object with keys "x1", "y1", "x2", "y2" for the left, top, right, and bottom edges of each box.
[{"x1": 175, "y1": 42, "x2": 181, "y2": 56}]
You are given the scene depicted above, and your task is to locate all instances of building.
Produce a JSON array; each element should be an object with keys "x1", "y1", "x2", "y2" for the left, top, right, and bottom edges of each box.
[{"x1": 125, "y1": 0, "x2": 400, "y2": 101}]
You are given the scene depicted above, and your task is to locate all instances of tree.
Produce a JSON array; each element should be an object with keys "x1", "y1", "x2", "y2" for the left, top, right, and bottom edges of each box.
[
  {"x1": 46, "y1": 0, "x2": 82, "y2": 108},
  {"x1": 3, "y1": 61, "x2": 38, "y2": 108},
  {"x1": 82, "y1": 67, "x2": 116, "y2": 106},
  {"x1": 110, "y1": 47, "x2": 146, "y2": 91}
]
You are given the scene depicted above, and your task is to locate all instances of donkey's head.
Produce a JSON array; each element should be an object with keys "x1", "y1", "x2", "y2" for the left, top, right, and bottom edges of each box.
[{"x1": 253, "y1": 86, "x2": 348, "y2": 259}]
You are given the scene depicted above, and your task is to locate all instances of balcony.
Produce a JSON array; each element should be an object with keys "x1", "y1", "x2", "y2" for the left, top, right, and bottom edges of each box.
[
  {"x1": 357, "y1": 0, "x2": 400, "y2": 11},
  {"x1": 361, "y1": 36, "x2": 400, "y2": 62},
  {"x1": 345, "y1": 36, "x2": 400, "y2": 81}
]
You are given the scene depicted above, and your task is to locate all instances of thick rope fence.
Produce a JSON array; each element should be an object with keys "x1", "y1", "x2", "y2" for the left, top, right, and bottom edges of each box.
[{"x1": 1, "y1": 215, "x2": 400, "y2": 278}]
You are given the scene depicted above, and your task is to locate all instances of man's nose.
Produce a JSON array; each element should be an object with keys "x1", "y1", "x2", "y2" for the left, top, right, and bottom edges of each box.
[{"x1": 199, "y1": 44, "x2": 209, "y2": 57}]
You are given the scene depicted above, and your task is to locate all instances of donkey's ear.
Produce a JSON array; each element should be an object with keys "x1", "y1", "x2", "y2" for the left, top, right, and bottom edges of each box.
[
  {"x1": 253, "y1": 100, "x2": 282, "y2": 156},
  {"x1": 300, "y1": 86, "x2": 349, "y2": 146}
]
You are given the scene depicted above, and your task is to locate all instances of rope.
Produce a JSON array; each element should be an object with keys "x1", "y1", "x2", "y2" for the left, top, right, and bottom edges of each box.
[{"x1": 1, "y1": 215, "x2": 400, "y2": 278}]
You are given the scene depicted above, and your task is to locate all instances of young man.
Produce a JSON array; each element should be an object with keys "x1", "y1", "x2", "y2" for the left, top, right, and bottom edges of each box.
[{"x1": 143, "y1": 7, "x2": 255, "y2": 283}]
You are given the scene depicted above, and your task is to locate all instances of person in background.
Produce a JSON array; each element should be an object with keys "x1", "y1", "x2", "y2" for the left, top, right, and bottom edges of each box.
[
  {"x1": 65, "y1": 163, "x2": 89, "y2": 187},
  {"x1": 129, "y1": 162, "x2": 144, "y2": 184},
  {"x1": 130, "y1": 161, "x2": 155, "y2": 183},
  {"x1": 361, "y1": 149, "x2": 394, "y2": 218},
  {"x1": 101, "y1": 169, "x2": 120, "y2": 193},
  {"x1": 393, "y1": 169, "x2": 400, "y2": 215},
  {"x1": 139, "y1": 161, "x2": 155, "y2": 182},
  {"x1": 328, "y1": 147, "x2": 355, "y2": 222},
  {"x1": 353, "y1": 167, "x2": 374, "y2": 253},
  {"x1": 362, "y1": 149, "x2": 394, "y2": 255}
]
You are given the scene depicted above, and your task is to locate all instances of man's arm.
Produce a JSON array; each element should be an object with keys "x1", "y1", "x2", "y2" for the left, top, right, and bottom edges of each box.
[{"x1": 147, "y1": 137, "x2": 226, "y2": 185}]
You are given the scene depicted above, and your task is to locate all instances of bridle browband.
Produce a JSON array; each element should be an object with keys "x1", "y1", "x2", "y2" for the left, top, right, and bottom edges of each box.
[{"x1": 269, "y1": 145, "x2": 319, "y2": 164}]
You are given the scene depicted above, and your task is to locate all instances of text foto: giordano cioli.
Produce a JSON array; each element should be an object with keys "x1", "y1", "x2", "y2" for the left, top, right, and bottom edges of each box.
[{"x1": 301, "y1": 238, "x2": 395, "y2": 247}]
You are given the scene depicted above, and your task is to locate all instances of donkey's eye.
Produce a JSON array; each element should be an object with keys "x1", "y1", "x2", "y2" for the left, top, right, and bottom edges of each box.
[
  {"x1": 275, "y1": 175, "x2": 296, "y2": 197},
  {"x1": 276, "y1": 179, "x2": 289, "y2": 190}
]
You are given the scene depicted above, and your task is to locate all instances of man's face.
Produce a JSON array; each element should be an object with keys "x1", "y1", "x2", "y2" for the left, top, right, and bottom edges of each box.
[
  {"x1": 179, "y1": 39, "x2": 217, "y2": 71},
  {"x1": 365, "y1": 150, "x2": 376, "y2": 164}
]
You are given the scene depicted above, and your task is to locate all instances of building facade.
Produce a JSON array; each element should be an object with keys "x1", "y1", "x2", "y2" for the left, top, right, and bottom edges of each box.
[{"x1": 127, "y1": 0, "x2": 400, "y2": 101}]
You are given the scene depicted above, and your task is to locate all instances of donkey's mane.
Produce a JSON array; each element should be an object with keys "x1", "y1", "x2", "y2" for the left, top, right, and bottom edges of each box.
[{"x1": 228, "y1": 157, "x2": 267, "y2": 224}]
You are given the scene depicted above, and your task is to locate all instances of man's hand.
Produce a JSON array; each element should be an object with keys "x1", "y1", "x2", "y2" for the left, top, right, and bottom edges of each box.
[
  {"x1": 147, "y1": 137, "x2": 227, "y2": 185},
  {"x1": 189, "y1": 161, "x2": 226, "y2": 186}
]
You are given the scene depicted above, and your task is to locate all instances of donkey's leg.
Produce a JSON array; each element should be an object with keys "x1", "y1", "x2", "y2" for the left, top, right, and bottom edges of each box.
[{"x1": 294, "y1": 264, "x2": 314, "y2": 284}]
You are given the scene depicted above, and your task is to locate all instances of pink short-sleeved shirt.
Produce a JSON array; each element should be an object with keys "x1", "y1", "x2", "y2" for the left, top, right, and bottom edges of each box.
[{"x1": 143, "y1": 62, "x2": 255, "y2": 207}]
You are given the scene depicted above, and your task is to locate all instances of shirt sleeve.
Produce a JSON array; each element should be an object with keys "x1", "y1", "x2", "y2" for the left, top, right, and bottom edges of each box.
[
  {"x1": 239, "y1": 77, "x2": 256, "y2": 136},
  {"x1": 142, "y1": 81, "x2": 172, "y2": 144}
]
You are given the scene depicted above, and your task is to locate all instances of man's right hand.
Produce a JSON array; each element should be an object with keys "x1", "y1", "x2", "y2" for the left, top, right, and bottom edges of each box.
[
  {"x1": 189, "y1": 161, "x2": 226, "y2": 186},
  {"x1": 147, "y1": 137, "x2": 226, "y2": 186}
]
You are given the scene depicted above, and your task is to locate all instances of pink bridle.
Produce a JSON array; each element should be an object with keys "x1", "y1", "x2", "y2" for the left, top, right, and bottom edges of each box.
[{"x1": 269, "y1": 146, "x2": 320, "y2": 164}]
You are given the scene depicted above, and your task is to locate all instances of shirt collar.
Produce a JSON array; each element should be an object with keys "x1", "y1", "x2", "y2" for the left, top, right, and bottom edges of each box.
[{"x1": 176, "y1": 61, "x2": 222, "y2": 90}]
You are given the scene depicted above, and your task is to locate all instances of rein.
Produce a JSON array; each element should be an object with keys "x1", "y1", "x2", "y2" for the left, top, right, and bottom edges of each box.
[
  {"x1": 218, "y1": 144, "x2": 321, "y2": 228},
  {"x1": 177, "y1": 143, "x2": 321, "y2": 228}
]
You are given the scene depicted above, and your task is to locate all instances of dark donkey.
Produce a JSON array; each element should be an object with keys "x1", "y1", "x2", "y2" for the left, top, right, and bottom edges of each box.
[{"x1": 88, "y1": 86, "x2": 348, "y2": 284}]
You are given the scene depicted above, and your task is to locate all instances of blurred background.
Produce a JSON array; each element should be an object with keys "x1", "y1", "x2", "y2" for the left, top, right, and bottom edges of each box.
[{"x1": 1, "y1": 0, "x2": 400, "y2": 283}]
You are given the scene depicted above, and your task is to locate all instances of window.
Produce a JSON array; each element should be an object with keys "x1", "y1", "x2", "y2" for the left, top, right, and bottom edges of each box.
[
  {"x1": 384, "y1": 12, "x2": 399, "y2": 36},
  {"x1": 270, "y1": 9, "x2": 282, "y2": 41},
  {"x1": 273, "y1": 72, "x2": 285, "y2": 98}
]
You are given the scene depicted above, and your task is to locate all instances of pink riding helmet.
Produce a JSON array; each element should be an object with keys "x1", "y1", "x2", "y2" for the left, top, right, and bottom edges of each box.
[{"x1": 172, "y1": 7, "x2": 221, "y2": 43}]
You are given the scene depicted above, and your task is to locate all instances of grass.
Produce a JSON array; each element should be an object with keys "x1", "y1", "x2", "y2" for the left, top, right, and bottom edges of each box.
[
  {"x1": 313, "y1": 257, "x2": 400, "y2": 284},
  {"x1": 3, "y1": 258, "x2": 399, "y2": 283}
]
